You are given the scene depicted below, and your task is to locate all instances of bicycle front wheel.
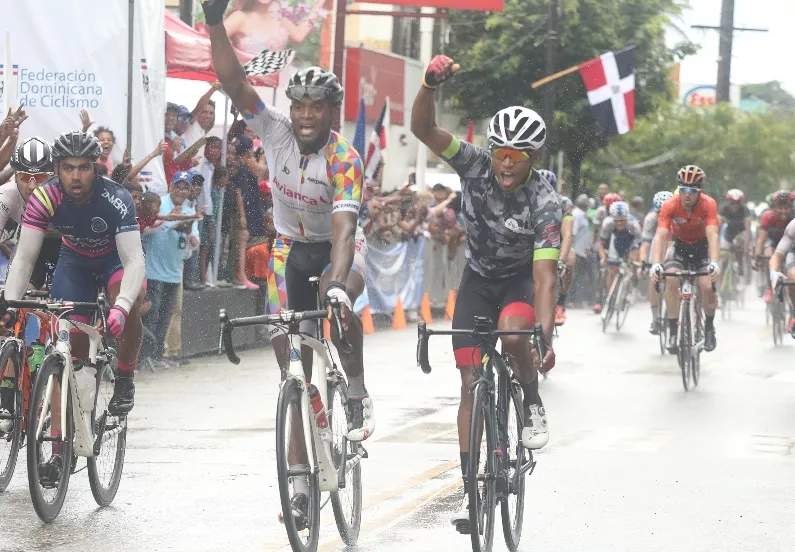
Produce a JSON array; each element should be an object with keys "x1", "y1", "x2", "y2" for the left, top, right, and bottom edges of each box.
[
  {"x1": 328, "y1": 378, "x2": 362, "y2": 546},
  {"x1": 276, "y1": 378, "x2": 321, "y2": 552},
  {"x1": 468, "y1": 380, "x2": 497, "y2": 552},
  {"x1": 601, "y1": 276, "x2": 618, "y2": 333},
  {"x1": 0, "y1": 341, "x2": 23, "y2": 492},
  {"x1": 616, "y1": 278, "x2": 631, "y2": 331},
  {"x1": 88, "y1": 354, "x2": 127, "y2": 506},
  {"x1": 678, "y1": 304, "x2": 692, "y2": 392},
  {"x1": 27, "y1": 355, "x2": 73, "y2": 523},
  {"x1": 658, "y1": 296, "x2": 668, "y2": 356},
  {"x1": 500, "y1": 378, "x2": 527, "y2": 552}
]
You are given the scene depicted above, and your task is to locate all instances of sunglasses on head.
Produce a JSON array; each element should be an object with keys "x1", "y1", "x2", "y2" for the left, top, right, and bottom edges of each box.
[
  {"x1": 286, "y1": 86, "x2": 330, "y2": 103},
  {"x1": 490, "y1": 147, "x2": 531, "y2": 163},
  {"x1": 678, "y1": 185, "x2": 701, "y2": 195},
  {"x1": 18, "y1": 171, "x2": 53, "y2": 184}
]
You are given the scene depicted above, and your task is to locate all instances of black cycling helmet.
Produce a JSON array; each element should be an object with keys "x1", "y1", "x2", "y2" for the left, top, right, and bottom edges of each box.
[
  {"x1": 51, "y1": 131, "x2": 102, "y2": 163},
  {"x1": 10, "y1": 137, "x2": 53, "y2": 173},
  {"x1": 286, "y1": 66, "x2": 344, "y2": 108}
]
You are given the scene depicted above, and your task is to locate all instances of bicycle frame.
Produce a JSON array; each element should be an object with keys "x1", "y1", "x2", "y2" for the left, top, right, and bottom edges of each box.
[{"x1": 661, "y1": 270, "x2": 714, "y2": 357}]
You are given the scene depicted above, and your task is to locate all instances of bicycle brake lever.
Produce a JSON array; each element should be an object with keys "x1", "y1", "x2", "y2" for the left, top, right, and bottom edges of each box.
[
  {"x1": 328, "y1": 298, "x2": 353, "y2": 354},
  {"x1": 417, "y1": 321, "x2": 431, "y2": 374}
]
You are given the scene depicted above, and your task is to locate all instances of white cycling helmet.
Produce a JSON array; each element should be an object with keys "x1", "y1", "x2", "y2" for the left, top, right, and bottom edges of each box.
[
  {"x1": 725, "y1": 188, "x2": 744, "y2": 202},
  {"x1": 487, "y1": 106, "x2": 546, "y2": 151},
  {"x1": 609, "y1": 201, "x2": 629, "y2": 219},
  {"x1": 652, "y1": 190, "x2": 673, "y2": 212}
]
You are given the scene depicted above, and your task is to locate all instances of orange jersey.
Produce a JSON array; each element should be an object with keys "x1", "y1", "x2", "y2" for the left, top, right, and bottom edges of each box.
[{"x1": 658, "y1": 193, "x2": 719, "y2": 244}]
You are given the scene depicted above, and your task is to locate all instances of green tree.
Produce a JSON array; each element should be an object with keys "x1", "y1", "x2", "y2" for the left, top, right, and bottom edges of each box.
[
  {"x1": 582, "y1": 104, "x2": 795, "y2": 202},
  {"x1": 443, "y1": 0, "x2": 693, "y2": 196},
  {"x1": 741, "y1": 81, "x2": 795, "y2": 110}
]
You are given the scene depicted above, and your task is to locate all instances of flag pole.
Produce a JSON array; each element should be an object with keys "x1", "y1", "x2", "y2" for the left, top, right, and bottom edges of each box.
[{"x1": 531, "y1": 64, "x2": 580, "y2": 89}]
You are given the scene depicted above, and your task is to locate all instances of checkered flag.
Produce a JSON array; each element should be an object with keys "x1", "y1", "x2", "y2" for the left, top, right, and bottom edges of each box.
[{"x1": 244, "y1": 48, "x2": 295, "y2": 77}]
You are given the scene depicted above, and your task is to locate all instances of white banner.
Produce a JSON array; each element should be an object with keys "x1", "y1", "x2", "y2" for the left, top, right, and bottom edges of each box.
[{"x1": 0, "y1": 0, "x2": 164, "y2": 189}]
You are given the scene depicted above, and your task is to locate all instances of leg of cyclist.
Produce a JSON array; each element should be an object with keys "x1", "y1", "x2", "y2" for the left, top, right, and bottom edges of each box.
[
  {"x1": 663, "y1": 243, "x2": 683, "y2": 353},
  {"x1": 265, "y1": 236, "x2": 292, "y2": 373},
  {"x1": 699, "y1": 266, "x2": 718, "y2": 351},
  {"x1": 785, "y1": 252, "x2": 795, "y2": 338},
  {"x1": 450, "y1": 266, "x2": 499, "y2": 533},
  {"x1": 495, "y1": 273, "x2": 548, "y2": 451}
]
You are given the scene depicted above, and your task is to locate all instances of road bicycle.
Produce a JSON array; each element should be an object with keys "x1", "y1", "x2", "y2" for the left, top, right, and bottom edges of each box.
[
  {"x1": 5, "y1": 294, "x2": 125, "y2": 522},
  {"x1": 0, "y1": 290, "x2": 50, "y2": 491},
  {"x1": 718, "y1": 248, "x2": 744, "y2": 320},
  {"x1": 219, "y1": 279, "x2": 364, "y2": 552},
  {"x1": 601, "y1": 259, "x2": 640, "y2": 333},
  {"x1": 417, "y1": 318, "x2": 545, "y2": 552},
  {"x1": 660, "y1": 270, "x2": 715, "y2": 391},
  {"x1": 771, "y1": 279, "x2": 795, "y2": 346}
]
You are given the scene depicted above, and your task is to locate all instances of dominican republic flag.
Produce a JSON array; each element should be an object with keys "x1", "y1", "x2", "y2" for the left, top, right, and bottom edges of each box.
[
  {"x1": 364, "y1": 98, "x2": 389, "y2": 179},
  {"x1": 578, "y1": 46, "x2": 635, "y2": 137}
]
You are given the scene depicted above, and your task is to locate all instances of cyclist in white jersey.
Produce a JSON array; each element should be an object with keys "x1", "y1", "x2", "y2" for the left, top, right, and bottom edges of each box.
[{"x1": 205, "y1": 0, "x2": 373, "y2": 444}]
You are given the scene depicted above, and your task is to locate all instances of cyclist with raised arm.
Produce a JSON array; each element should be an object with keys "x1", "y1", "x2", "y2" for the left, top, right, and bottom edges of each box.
[
  {"x1": 650, "y1": 165, "x2": 720, "y2": 353},
  {"x1": 1, "y1": 131, "x2": 145, "y2": 483},
  {"x1": 639, "y1": 191, "x2": 673, "y2": 334},
  {"x1": 769, "y1": 216, "x2": 795, "y2": 338},
  {"x1": 0, "y1": 137, "x2": 63, "y2": 434},
  {"x1": 410, "y1": 54, "x2": 560, "y2": 535},
  {"x1": 203, "y1": 1, "x2": 373, "y2": 438},
  {"x1": 753, "y1": 190, "x2": 794, "y2": 303},
  {"x1": 719, "y1": 189, "x2": 751, "y2": 278}
]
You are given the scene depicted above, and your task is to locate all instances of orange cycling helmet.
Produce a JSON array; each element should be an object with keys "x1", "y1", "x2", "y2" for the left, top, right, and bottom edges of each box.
[
  {"x1": 603, "y1": 192, "x2": 622, "y2": 208},
  {"x1": 677, "y1": 165, "x2": 706, "y2": 187}
]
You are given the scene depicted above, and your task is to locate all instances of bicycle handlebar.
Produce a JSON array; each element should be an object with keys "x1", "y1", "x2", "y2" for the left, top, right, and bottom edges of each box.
[
  {"x1": 416, "y1": 320, "x2": 547, "y2": 375},
  {"x1": 658, "y1": 270, "x2": 717, "y2": 293},
  {"x1": 218, "y1": 301, "x2": 350, "y2": 365}
]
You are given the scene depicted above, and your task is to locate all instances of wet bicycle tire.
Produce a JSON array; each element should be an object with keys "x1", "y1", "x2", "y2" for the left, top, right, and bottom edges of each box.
[
  {"x1": 88, "y1": 357, "x2": 127, "y2": 507},
  {"x1": 658, "y1": 296, "x2": 668, "y2": 356},
  {"x1": 276, "y1": 378, "x2": 321, "y2": 552},
  {"x1": 678, "y1": 304, "x2": 692, "y2": 392},
  {"x1": 328, "y1": 378, "x2": 362, "y2": 546},
  {"x1": 0, "y1": 341, "x2": 23, "y2": 491},
  {"x1": 27, "y1": 355, "x2": 73, "y2": 523},
  {"x1": 500, "y1": 379, "x2": 526, "y2": 552},
  {"x1": 468, "y1": 380, "x2": 497, "y2": 552}
]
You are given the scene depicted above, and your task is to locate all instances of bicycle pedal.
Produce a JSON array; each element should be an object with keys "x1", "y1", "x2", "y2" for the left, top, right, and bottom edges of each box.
[
  {"x1": 357, "y1": 444, "x2": 369, "y2": 459},
  {"x1": 454, "y1": 521, "x2": 471, "y2": 535}
]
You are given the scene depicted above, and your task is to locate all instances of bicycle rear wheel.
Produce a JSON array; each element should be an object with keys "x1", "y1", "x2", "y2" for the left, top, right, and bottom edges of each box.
[
  {"x1": 0, "y1": 341, "x2": 23, "y2": 492},
  {"x1": 276, "y1": 378, "x2": 321, "y2": 552},
  {"x1": 500, "y1": 377, "x2": 526, "y2": 552},
  {"x1": 27, "y1": 355, "x2": 73, "y2": 523},
  {"x1": 328, "y1": 378, "x2": 362, "y2": 546},
  {"x1": 88, "y1": 353, "x2": 127, "y2": 506},
  {"x1": 678, "y1": 304, "x2": 692, "y2": 392},
  {"x1": 468, "y1": 380, "x2": 497, "y2": 552}
]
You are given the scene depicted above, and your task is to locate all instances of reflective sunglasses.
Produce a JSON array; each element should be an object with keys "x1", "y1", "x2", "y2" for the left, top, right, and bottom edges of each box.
[
  {"x1": 678, "y1": 185, "x2": 701, "y2": 195},
  {"x1": 491, "y1": 147, "x2": 530, "y2": 163},
  {"x1": 17, "y1": 171, "x2": 53, "y2": 184},
  {"x1": 286, "y1": 85, "x2": 330, "y2": 103}
]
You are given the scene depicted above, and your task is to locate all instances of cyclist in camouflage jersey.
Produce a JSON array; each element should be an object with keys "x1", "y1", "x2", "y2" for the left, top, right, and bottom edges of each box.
[{"x1": 411, "y1": 54, "x2": 561, "y2": 535}]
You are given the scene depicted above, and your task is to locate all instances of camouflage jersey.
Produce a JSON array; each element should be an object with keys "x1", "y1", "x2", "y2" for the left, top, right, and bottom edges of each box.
[{"x1": 441, "y1": 136, "x2": 562, "y2": 279}]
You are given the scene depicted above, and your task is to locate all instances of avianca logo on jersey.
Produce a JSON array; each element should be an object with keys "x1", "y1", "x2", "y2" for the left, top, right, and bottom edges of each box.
[
  {"x1": 273, "y1": 179, "x2": 329, "y2": 206},
  {"x1": 102, "y1": 189, "x2": 129, "y2": 218}
]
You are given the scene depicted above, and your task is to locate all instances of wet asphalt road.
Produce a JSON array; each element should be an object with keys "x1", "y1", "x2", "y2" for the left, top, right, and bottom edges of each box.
[{"x1": 2, "y1": 287, "x2": 795, "y2": 552}]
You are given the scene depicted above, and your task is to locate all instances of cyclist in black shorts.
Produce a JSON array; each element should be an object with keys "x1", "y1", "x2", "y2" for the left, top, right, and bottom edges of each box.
[
  {"x1": 719, "y1": 189, "x2": 750, "y2": 277},
  {"x1": 411, "y1": 54, "x2": 561, "y2": 533}
]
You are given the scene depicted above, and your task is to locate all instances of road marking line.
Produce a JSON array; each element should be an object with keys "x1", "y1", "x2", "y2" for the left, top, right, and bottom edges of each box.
[{"x1": 259, "y1": 459, "x2": 460, "y2": 552}]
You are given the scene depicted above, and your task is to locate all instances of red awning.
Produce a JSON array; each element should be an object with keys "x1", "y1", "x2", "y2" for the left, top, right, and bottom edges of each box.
[{"x1": 165, "y1": 11, "x2": 279, "y2": 87}]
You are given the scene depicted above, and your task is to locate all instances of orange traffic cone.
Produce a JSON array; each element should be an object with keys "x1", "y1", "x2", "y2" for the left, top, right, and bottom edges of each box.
[
  {"x1": 420, "y1": 292, "x2": 432, "y2": 324},
  {"x1": 392, "y1": 297, "x2": 407, "y2": 330},
  {"x1": 444, "y1": 290, "x2": 456, "y2": 321},
  {"x1": 360, "y1": 305, "x2": 375, "y2": 335},
  {"x1": 323, "y1": 318, "x2": 331, "y2": 340}
]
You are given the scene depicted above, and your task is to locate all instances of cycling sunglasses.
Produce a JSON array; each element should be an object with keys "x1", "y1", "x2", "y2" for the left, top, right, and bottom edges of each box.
[
  {"x1": 491, "y1": 147, "x2": 530, "y2": 163},
  {"x1": 678, "y1": 185, "x2": 701, "y2": 195},
  {"x1": 17, "y1": 171, "x2": 53, "y2": 184},
  {"x1": 286, "y1": 85, "x2": 331, "y2": 103}
]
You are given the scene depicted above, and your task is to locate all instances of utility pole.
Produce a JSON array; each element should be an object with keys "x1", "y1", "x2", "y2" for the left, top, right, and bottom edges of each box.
[
  {"x1": 541, "y1": 0, "x2": 558, "y2": 169},
  {"x1": 179, "y1": 0, "x2": 193, "y2": 26},
  {"x1": 692, "y1": 0, "x2": 767, "y2": 104}
]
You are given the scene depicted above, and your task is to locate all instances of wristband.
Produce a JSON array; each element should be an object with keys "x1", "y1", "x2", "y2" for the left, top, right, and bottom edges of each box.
[
  {"x1": 326, "y1": 281, "x2": 347, "y2": 293},
  {"x1": 421, "y1": 75, "x2": 438, "y2": 90}
]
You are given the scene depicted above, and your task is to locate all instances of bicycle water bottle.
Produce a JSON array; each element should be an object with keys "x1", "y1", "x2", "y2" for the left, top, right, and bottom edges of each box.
[
  {"x1": 73, "y1": 360, "x2": 97, "y2": 413},
  {"x1": 28, "y1": 341, "x2": 45, "y2": 374},
  {"x1": 308, "y1": 384, "x2": 332, "y2": 444}
]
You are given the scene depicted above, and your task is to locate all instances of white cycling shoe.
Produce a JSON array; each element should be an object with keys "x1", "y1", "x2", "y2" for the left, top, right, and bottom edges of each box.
[
  {"x1": 521, "y1": 404, "x2": 549, "y2": 449},
  {"x1": 346, "y1": 397, "x2": 375, "y2": 441},
  {"x1": 0, "y1": 409, "x2": 13, "y2": 434}
]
